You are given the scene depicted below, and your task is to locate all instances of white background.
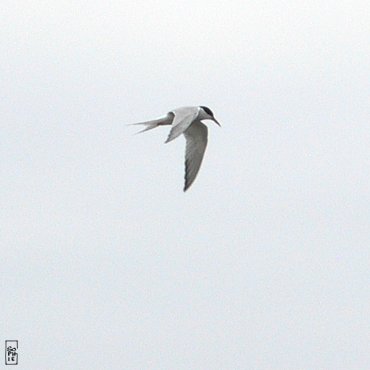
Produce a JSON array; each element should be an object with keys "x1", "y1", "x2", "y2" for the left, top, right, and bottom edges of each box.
[{"x1": 1, "y1": 1, "x2": 370, "y2": 369}]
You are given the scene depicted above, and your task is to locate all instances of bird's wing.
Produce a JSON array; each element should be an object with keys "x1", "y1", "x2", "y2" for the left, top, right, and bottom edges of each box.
[
  {"x1": 183, "y1": 121, "x2": 208, "y2": 191},
  {"x1": 165, "y1": 107, "x2": 200, "y2": 143}
]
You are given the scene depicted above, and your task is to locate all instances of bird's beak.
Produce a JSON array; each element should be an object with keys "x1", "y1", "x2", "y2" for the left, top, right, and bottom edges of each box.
[{"x1": 213, "y1": 118, "x2": 221, "y2": 127}]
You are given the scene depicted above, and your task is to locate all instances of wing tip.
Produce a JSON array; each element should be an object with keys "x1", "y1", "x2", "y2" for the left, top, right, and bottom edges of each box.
[{"x1": 183, "y1": 159, "x2": 193, "y2": 192}]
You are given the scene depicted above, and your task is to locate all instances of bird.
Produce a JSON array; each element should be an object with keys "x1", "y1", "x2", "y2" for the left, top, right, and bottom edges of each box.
[{"x1": 129, "y1": 106, "x2": 221, "y2": 191}]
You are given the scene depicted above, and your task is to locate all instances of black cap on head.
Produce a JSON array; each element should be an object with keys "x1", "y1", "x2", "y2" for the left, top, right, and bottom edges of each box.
[{"x1": 200, "y1": 106, "x2": 214, "y2": 117}]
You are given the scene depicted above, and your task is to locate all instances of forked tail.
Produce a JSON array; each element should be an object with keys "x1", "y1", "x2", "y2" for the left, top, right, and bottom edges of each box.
[
  {"x1": 127, "y1": 113, "x2": 173, "y2": 134},
  {"x1": 128, "y1": 121, "x2": 159, "y2": 134}
]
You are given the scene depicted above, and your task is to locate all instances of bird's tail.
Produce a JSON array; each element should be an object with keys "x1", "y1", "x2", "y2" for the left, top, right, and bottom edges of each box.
[
  {"x1": 127, "y1": 114, "x2": 172, "y2": 134},
  {"x1": 128, "y1": 121, "x2": 159, "y2": 134}
]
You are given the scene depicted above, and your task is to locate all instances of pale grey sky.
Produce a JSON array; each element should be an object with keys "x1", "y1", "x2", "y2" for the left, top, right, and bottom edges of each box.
[{"x1": 1, "y1": 1, "x2": 370, "y2": 369}]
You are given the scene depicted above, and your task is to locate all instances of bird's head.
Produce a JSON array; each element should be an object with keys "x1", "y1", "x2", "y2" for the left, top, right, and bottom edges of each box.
[{"x1": 199, "y1": 106, "x2": 221, "y2": 126}]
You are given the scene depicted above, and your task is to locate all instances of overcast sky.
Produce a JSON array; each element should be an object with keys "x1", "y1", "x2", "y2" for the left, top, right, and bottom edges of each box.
[{"x1": 1, "y1": 1, "x2": 370, "y2": 369}]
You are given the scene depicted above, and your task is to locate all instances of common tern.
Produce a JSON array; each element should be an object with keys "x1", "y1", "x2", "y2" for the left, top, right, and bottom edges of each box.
[{"x1": 130, "y1": 106, "x2": 221, "y2": 191}]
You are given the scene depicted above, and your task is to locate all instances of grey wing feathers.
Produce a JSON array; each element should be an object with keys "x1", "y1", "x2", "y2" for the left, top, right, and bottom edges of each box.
[
  {"x1": 183, "y1": 121, "x2": 208, "y2": 191},
  {"x1": 165, "y1": 107, "x2": 199, "y2": 143}
]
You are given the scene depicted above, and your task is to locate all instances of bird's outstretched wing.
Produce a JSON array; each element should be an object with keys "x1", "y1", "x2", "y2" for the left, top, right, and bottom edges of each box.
[
  {"x1": 165, "y1": 107, "x2": 200, "y2": 143},
  {"x1": 183, "y1": 121, "x2": 208, "y2": 191}
]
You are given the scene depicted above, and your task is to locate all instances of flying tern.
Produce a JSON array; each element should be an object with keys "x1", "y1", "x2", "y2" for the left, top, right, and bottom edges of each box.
[{"x1": 130, "y1": 106, "x2": 221, "y2": 191}]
